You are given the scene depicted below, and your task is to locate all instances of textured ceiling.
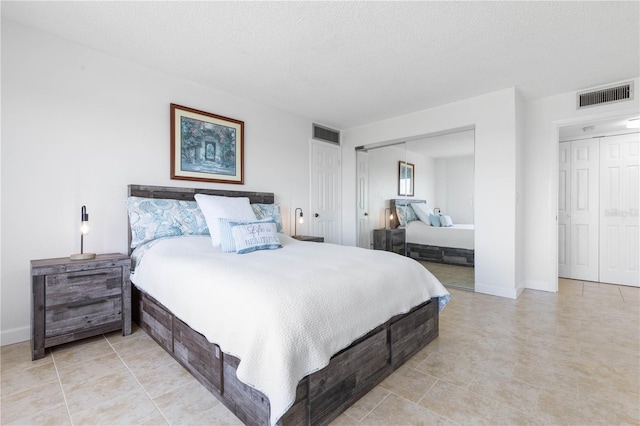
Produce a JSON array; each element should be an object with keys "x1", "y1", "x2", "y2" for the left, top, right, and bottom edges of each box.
[{"x1": 2, "y1": 1, "x2": 639, "y2": 129}]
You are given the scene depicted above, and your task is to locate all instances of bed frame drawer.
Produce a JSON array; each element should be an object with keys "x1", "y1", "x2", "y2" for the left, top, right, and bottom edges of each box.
[
  {"x1": 174, "y1": 317, "x2": 223, "y2": 394},
  {"x1": 308, "y1": 327, "x2": 389, "y2": 425},
  {"x1": 390, "y1": 299, "x2": 438, "y2": 368}
]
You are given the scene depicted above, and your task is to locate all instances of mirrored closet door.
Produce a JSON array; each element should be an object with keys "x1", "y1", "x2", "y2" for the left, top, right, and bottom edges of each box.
[{"x1": 357, "y1": 129, "x2": 475, "y2": 290}]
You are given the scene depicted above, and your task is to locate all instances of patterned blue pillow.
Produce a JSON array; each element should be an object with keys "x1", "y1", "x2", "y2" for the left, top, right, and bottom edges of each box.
[
  {"x1": 395, "y1": 204, "x2": 418, "y2": 227},
  {"x1": 251, "y1": 203, "x2": 283, "y2": 233},
  {"x1": 126, "y1": 197, "x2": 209, "y2": 248},
  {"x1": 229, "y1": 220, "x2": 282, "y2": 254}
]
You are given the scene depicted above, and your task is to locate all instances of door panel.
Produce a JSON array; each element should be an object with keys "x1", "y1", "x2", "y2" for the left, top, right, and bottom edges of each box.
[
  {"x1": 558, "y1": 142, "x2": 571, "y2": 277},
  {"x1": 599, "y1": 133, "x2": 639, "y2": 286},
  {"x1": 310, "y1": 141, "x2": 342, "y2": 244},
  {"x1": 569, "y1": 139, "x2": 599, "y2": 282},
  {"x1": 356, "y1": 151, "x2": 370, "y2": 249}
]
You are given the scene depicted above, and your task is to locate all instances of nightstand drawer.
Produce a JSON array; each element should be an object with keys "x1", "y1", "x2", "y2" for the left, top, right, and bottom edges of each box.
[
  {"x1": 45, "y1": 267, "x2": 122, "y2": 306},
  {"x1": 31, "y1": 253, "x2": 131, "y2": 360},
  {"x1": 45, "y1": 295, "x2": 122, "y2": 338}
]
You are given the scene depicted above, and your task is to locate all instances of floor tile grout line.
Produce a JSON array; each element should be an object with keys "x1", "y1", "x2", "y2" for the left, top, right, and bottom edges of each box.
[
  {"x1": 50, "y1": 349, "x2": 74, "y2": 426},
  {"x1": 102, "y1": 334, "x2": 171, "y2": 426}
]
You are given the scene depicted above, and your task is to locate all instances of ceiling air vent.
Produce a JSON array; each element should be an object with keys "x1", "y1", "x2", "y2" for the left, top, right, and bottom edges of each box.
[
  {"x1": 313, "y1": 123, "x2": 340, "y2": 145},
  {"x1": 577, "y1": 82, "x2": 634, "y2": 109}
]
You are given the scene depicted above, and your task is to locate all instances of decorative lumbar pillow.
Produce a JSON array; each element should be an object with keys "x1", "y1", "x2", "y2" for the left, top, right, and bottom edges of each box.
[
  {"x1": 195, "y1": 194, "x2": 257, "y2": 247},
  {"x1": 126, "y1": 197, "x2": 209, "y2": 249},
  {"x1": 411, "y1": 203, "x2": 434, "y2": 225},
  {"x1": 219, "y1": 217, "x2": 276, "y2": 253},
  {"x1": 429, "y1": 213, "x2": 441, "y2": 227},
  {"x1": 230, "y1": 220, "x2": 282, "y2": 254},
  {"x1": 251, "y1": 203, "x2": 284, "y2": 233},
  {"x1": 441, "y1": 215, "x2": 454, "y2": 227}
]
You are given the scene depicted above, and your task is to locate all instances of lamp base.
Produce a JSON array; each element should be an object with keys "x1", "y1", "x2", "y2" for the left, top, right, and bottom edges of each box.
[{"x1": 70, "y1": 252, "x2": 96, "y2": 261}]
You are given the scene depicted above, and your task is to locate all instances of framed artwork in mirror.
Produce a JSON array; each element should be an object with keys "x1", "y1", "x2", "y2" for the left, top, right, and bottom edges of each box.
[
  {"x1": 398, "y1": 161, "x2": 414, "y2": 196},
  {"x1": 170, "y1": 103, "x2": 244, "y2": 184}
]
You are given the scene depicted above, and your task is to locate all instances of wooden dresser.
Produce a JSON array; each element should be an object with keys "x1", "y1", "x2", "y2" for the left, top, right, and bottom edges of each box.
[{"x1": 30, "y1": 253, "x2": 131, "y2": 360}]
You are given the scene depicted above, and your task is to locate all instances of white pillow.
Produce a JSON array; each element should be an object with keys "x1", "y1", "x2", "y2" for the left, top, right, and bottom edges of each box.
[
  {"x1": 411, "y1": 203, "x2": 434, "y2": 225},
  {"x1": 194, "y1": 194, "x2": 257, "y2": 246},
  {"x1": 441, "y1": 215, "x2": 454, "y2": 227}
]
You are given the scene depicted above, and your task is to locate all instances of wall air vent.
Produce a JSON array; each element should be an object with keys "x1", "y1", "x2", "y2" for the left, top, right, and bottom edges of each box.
[
  {"x1": 577, "y1": 82, "x2": 633, "y2": 109},
  {"x1": 313, "y1": 123, "x2": 340, "y2": 145}
]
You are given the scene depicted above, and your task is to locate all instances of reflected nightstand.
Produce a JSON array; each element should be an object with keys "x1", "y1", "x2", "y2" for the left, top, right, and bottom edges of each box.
[{"x1": 373, "y1": 228, "x2": 405, "y2": 255}]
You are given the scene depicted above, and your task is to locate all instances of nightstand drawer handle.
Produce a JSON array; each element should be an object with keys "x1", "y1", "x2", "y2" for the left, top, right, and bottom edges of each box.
[
  {"x1": 67, "y1": 272, "x2": 109, "y2": 279},
  {"x1": 67, "y1": 298, "x2": 108, "y2": 309}
]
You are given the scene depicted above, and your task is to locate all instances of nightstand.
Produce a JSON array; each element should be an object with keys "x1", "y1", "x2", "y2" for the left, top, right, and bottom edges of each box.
[
  {"x1": 373, "y1": 228, "x2": 406, "y2": 255},
  {"x1": 31, "y1": 253, "x2": 131, "y2": 360},
  {"x1": 292, "y1": 235, "x2": 324, "y2": 243}
]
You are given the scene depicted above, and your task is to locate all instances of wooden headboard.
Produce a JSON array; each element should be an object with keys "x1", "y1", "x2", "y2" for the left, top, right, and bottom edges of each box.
[
  {"x1": 389, "y1": 199, "x2": 427, "y2": 229},
  {"x1": 127, "y1": 184, "x2": 275, "y2": 253}
]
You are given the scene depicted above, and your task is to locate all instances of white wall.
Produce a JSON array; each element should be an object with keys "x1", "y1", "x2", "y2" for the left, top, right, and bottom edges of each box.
[
  {"x1": 1, "y1": 20, "x2": 314, "y2": 345},
  {"x1": 522, "y1": 77, "x2": 640, "y2": 292},
  {"x1": 434, "y1": 155, "x2": 474, "y2": 224},
  {"x1": 342, "y1": 88, "x2": 522, "y2": 299}
]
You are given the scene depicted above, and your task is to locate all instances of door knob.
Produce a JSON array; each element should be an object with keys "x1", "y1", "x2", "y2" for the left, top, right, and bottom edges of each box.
[
  {"x1": 364, "y1": 212, "x2": 368, "y2": 216},
  {"x1": 315, "y1": 213, "x2": 319, "y2": 218}
]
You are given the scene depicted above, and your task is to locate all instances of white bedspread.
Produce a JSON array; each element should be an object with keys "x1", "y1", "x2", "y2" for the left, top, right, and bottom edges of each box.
[
  {"x1": 131, "y1": 235, "x2": 449, "y2": 425},
  {"x1": 406, "y1": 220, "x2": 475, "y2": 250}
]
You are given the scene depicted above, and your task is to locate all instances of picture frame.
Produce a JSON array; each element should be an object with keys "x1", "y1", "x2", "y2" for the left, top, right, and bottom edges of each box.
[
  {"x1": 170, "y1": 103, "x2": 244, "y2": 184},
  {"x1": 398, "y1": 161, "x2": 415, "y2": 196}
]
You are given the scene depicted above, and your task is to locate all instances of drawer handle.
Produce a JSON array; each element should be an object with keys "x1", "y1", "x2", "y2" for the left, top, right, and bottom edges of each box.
[
  {"x1": 67, "y1": 298, "x2": 108, "y2": 309},
  {"x1": 67, "y1": 272, "x2": 110, "y2": 280}
]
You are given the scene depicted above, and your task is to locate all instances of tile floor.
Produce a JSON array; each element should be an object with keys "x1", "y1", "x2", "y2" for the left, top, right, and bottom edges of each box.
[{"x1": 1, "y1": 279, "x2": 638, "y2": 425}]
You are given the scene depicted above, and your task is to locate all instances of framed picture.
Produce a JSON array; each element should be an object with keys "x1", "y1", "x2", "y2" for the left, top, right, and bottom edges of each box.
[
  {"x1": 398, "y1": 161, "x2": 414, "y2": 196},
  {"x1": 170, "y1": 103, "x2": 244, "y2": 184}
]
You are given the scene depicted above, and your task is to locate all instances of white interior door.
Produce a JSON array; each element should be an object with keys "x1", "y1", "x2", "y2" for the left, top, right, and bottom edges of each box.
[
  {"x1": 569, "y1": 139, "x2": 599, "y2": 282},
  {"x1": 356, "y1": 151, "x2": 370, "y2": 249},
  {"x1": 599, "y1": 133, "x2": 640, "y2": 286},
  {"x1": 310, "y1": 140, "x2": 342, "y2": 244},
  {"x1": 558, "y1": 142, "x2": 571, "y2": 278}
]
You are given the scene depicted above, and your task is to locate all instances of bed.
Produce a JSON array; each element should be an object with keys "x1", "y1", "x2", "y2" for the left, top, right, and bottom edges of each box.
[
  {"x1": 127, "y1": 185, "x2": 450, "y2": 426},
  {"x1": 390, "y1": 199, "x2": 475, "y2": 267}
]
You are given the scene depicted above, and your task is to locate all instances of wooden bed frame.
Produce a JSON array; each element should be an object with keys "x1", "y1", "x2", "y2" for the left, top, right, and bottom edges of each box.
[
  {"x1": 390, "y1": 199, "x2": 474, "y2": 267},
  {"x1": 128, "y1": 185, "x2": 439, "y2": 426}
]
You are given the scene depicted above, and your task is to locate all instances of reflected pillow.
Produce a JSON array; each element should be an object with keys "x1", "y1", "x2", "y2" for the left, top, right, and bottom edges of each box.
[
  {"x1": 441, "y1": 215, "x2": 454, "y2": 227},
  {"x1": 429, "y1": 213, "x2": 441, "y2": 227},
  {"x1": 411, "y1": 203, "x2": 434, "y2": 225},
  {"x1": 395, "y1": 204, "x2": 418, "y2": 227},
  {"x1": 195, "y1": 194, "x2": 257, "y2": 247}
]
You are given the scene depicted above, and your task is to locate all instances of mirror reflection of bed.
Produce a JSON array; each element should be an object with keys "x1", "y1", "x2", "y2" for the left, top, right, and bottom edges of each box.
[{"x1": 359, "y1": 129, "x2": 475, "y2": 291}]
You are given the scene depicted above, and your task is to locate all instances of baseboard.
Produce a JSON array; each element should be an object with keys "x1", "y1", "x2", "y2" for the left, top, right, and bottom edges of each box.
[
  {"x1": 1, "y1": 326, "x2": 30, "y2": 346},
  {"x1": 524, "y1": 280, "x2": 557, "y2": 292},
  {"x1": 474, "y1": 283, "x2": 519, "y2": 299}
]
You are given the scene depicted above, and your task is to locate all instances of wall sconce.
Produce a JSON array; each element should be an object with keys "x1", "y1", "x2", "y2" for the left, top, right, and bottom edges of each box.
[
  {"x1": 385, "y1": 208, "x2": 394, "y2": 230},
  {"x1": 294, "y1": 208, "x2": 304, "y2": 236},
  {"x1": 70, "y1": 205, "x2": 96, "y2": 260}
]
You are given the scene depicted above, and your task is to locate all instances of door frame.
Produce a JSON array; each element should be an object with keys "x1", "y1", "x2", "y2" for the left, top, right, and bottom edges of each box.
[
  {"x1": 309, "y1": 139, "x2": 342, "y2": 244},
  {"x1": 552, "y1": 107, "x2": 640, "y2": 290}
]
